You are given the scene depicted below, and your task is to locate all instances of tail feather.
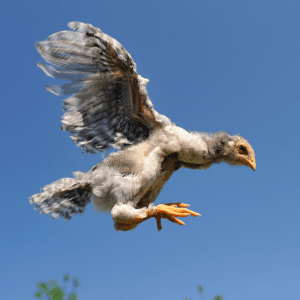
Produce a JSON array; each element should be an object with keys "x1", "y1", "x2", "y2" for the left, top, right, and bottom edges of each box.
[{"x1": 30, "y1": 173, "x2": 92, "y2": 221}]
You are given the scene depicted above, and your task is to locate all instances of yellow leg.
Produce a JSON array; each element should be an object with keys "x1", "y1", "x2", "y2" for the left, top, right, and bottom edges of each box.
[
  {"x1": 132, "y1": 203, "x2": 200, "y2": 231},
  {"x1": 151, "y1": 203, "x2": 200, "y2": 231},
  {"x1": 116, "y1": 203, "x2": 200, "y2": 231}
]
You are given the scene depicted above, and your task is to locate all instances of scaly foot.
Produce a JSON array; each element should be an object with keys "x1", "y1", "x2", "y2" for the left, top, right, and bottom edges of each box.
[
  {"x1": 115, "y1": 202, "x2": 200, "y2": 231},
  {"x1": 149, "y1": 203, "x2": 201, "y2": 231}
]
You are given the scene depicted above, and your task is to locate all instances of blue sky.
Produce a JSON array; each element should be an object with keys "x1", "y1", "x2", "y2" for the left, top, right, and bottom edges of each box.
[{"x1": 1, "y1": 0, "x2": 300, "y2": 299}]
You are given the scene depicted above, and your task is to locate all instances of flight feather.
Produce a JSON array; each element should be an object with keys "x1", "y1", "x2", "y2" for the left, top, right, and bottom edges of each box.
[{"x1": 36, "y1": 21, "x2": 171, "y2": 154}]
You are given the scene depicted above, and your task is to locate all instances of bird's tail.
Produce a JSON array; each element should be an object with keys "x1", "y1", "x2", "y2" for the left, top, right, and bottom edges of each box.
[{"x1": 29, "y1": 171, "x2": 92, "y2": 221}]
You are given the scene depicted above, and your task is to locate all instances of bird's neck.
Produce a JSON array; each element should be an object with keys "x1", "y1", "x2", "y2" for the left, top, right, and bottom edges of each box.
[
  {"x1": 152, "y1": 126, "x2": 208, "y2": 166},
  {"x1": 204, "y1": 131, "x2": 232, "y2": 160},
  {"x1": 158, "y1": 126, "x2": 232, "y2": 167}
]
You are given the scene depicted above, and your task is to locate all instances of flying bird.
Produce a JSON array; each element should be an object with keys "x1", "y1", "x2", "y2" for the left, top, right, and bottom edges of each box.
[{"x1": 30, "y1": 22, "x2": 256, "y2": 231}]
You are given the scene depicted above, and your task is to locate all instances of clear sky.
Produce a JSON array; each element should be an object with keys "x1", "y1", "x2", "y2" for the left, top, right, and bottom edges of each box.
[{"x1": 1, "y1": 1, "x2": 300, "y2": 299}]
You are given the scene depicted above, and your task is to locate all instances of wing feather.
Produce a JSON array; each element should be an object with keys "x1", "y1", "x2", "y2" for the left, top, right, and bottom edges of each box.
[{"x1": 36, "y1": 22, "x2": 171, "y2": 153}]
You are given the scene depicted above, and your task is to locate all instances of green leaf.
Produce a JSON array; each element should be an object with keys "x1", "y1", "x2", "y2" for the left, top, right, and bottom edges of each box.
[
  {"x1": 64, "y1": 274, "x2": 70, "y2": 282},
  {"x1": 48, "y1": 286, "x2": 65, "y2": 300},
  {"x1": 72, "y1": 276, "x2": 81, "y2": 288},
  {"x1": 197, "y1": 285, "x2": 204, "y2": 293},
  {"x1": 68, "y1": 292, "x2": 78, "y2": 300},
  {"x1": 37, "y1": 282, "x2": 49, "y2": 292},
  {"x1": 34, "y1": 291, "x2": 43, "y2": 299},
  {"x1": 213, "y1": 295, "x2": 223, "y2": 300}
]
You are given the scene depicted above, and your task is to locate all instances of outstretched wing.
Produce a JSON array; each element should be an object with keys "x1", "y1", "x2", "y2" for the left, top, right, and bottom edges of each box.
[{"x1": 36, "y1": 22, "x2": 171, "y2": 154}]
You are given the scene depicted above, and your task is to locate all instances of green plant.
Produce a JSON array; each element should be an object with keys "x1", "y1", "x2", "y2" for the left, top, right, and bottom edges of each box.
[
  {"x1": 184, "y1": 284, "x2": 223, "y2": 300},
  {"x1": 34, "y1": 273, "x2": 81, "y2": 300}
]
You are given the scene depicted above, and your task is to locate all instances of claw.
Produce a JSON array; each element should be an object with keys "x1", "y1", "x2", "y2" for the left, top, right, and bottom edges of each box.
[
  {"x1": 155, "y1": 216, "x2": 162, "y2": 231},
  {"x1": 150, "y1": 203, "x2": 200, "y2": 231},
  {"x1": 166, "y1": 215, "x2": 186, "y2": 226},
  {"x1": 165, "y1": 202, "x2": 190, "y2": 208}
]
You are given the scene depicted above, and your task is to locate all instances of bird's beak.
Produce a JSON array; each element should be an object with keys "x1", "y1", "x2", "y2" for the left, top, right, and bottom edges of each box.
[{"x1": 239, "y1": 156, "x2": 256, "y2": 171}]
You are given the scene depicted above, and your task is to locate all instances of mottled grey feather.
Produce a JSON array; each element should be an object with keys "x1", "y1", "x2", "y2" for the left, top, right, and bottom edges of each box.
[
  {"x1": 36, "y1": 22, "x2": 170, "y2": 154},
  {"x1": 29, "y1": 174, "x2": 92, "y2": 220}
]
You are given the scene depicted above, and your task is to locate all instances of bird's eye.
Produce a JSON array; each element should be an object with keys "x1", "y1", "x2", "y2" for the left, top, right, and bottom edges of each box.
[{"x1": 238, "y1": 145, "x2": 248, "y2": 155}]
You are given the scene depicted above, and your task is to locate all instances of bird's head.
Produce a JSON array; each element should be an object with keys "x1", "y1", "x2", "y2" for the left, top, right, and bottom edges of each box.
[{"x1": 220, "y1": 136, "x2": 256, "y2": 171}]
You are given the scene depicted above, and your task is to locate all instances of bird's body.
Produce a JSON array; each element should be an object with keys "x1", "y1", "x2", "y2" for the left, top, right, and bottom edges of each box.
[{"x1": 30, "y1": 22, "x2": 256, "y2": 231}]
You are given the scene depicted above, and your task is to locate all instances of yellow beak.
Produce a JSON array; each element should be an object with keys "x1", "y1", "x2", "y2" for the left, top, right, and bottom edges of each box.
[
  {"x1": 239, "y1": 156, "x2": 256, "y2": 171},
  {"x1": 248, "y1": 159, "x2": 256, "y2": 171}
]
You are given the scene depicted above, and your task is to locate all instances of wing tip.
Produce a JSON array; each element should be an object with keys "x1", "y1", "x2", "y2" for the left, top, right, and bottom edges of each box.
[
  {"x1": 45, "y1": 85, "x2": 61, "y2": 95},
  {"x1": 67, "y1": 21, "x2": 103, "y2": 34},
  {"x1": 67, "y1": 21, "x2": 80, "y2": 30}
]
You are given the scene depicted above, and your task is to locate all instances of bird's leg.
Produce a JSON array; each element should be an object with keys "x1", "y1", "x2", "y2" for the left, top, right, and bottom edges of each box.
[
  {"x1": 155, "y1": 202, "x2": 193, "y2": 229},
  {"x1": 145, "y1": 204, "x2": 201, "y2": 231},
  {"x1": 113, "y1": 203, "x2": 200, "y2": 231}
]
